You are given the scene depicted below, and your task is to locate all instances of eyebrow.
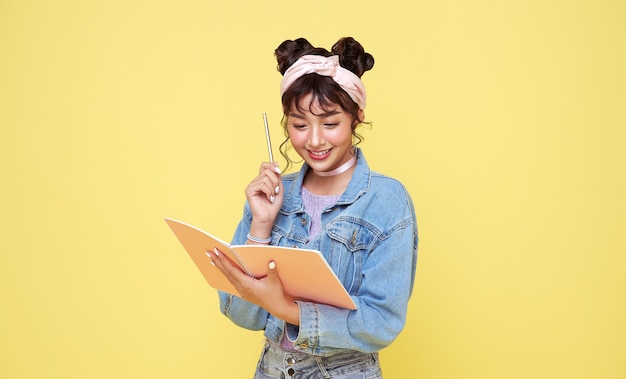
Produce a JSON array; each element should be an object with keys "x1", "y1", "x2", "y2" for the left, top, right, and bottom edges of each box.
[{"x1": 289, "y1": 110, "x2": 341, "y2": 119}]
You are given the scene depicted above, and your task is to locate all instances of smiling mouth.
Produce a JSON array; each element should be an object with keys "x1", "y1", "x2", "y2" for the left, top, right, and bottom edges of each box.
[{"x1": 308, "y1": 149, "x2": 331, "y2": 160}]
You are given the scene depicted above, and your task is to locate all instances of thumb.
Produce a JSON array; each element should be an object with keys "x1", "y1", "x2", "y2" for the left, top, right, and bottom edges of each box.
[
  {"x1": 267, "y1": 260, "x2": 277, "y2": 273},
  {"x1": 267, "y1": 261, "x2": 279, "y2": 281}
]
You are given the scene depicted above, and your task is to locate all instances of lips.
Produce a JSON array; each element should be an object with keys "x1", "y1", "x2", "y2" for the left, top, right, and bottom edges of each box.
[{"x1": 307, "y1": 149, "x2": 331, "y2": 160}]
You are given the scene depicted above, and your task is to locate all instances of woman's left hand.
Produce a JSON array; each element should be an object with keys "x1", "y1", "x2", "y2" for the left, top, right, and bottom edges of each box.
[{"x1": 208, "y1": 248, "x2": 300, "y2": 325}]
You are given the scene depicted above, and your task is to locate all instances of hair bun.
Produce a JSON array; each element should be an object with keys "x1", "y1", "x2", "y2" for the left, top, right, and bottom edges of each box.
[
  {"x1": 331, "y1": 37, "x2": 374, "y2": 78},
  {"x1": 275, "y1": 38, "x2": 315, "y2": 75},
  {"x1": 275, "y1": 37, "x2": 374, "y2": 78}
]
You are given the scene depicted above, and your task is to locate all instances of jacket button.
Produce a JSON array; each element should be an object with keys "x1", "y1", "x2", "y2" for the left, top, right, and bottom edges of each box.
[
  {"x1": 300, "y1": 218, "x2": 307, "y2": 226},
  {"x1": 287, "y1": 368, "x2": 296, "y2": 376},
  {"x1": 350, "y1": 230, "x2": 357, "y2": 245},
  {"x1": 286, "y1": 357, "x2": 296, "y2": 365}
]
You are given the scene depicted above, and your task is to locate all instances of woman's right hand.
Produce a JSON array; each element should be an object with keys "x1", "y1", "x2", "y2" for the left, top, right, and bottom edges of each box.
[{"x1": 244, "y1": 162, "x2": 283, "y2": 240}]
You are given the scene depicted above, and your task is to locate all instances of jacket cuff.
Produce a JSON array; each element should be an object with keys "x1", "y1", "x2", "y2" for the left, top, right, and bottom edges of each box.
[{"x1": 291, "y1": 301, "x2": 319, "y2": 353}]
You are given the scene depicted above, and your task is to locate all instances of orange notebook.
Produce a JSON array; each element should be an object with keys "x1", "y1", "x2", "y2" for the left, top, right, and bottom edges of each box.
[{"x1": 165, "y1": 218, "x2": 357, "y2": 310}]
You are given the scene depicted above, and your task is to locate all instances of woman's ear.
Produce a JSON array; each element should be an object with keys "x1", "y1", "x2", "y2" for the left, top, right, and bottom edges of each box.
[{"x1": 358, "y1": 109, "x2": 365, "y2": 123}]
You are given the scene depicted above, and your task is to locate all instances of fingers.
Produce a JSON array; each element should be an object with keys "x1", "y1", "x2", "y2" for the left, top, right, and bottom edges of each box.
[
  {"x1": 206, "y1": 250, "x2": 277, "y2": 285},
  {"x1": 259, "y1": 162, "x2": 281, "y2": 176},
  {"x1": 207, "y1": 252, "x2": 296, "y2": 320},
  {"x1": 247, "y1": 178, "x2": 280, "y2": 204},
  {"x1": 205, "y1": 251, "x2": 216, "y2": 266},
  {"x1": 265, "y1": 260, "x2": 286, "y2": 293},
  {"x1": 265, "y1": 261, "x2": 296, "y2": 305},
  {"x1": 246, "y1": 162, "x2": 283, "y2": 205},
  {"x1": 260, "y1": 163, "x2": 282, "y2": 198},
  {"x1": 258, "y1": 162, "x2": 282, "y2": 188},
  {"x1": 207, "y1": 249, "x2": 275, "y2": 282},
  {"x1": 208, "y1": 248, "x2": 248, "y2": 284}
]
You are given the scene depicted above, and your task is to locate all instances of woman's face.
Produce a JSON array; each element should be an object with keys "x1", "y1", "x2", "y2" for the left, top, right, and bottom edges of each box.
[{"x1": 286, "y1": 94, "x2": 362, "y2": 175}]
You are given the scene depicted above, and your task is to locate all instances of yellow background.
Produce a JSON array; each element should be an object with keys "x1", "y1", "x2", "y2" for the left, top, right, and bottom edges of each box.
[{"x1": 1, "y1": 1, "x2": 624, "y2": 378}]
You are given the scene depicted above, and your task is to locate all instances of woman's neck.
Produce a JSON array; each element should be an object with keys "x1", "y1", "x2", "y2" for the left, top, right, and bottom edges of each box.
[
  {"x1": 311, "y1": 155, "x2": 357, "y2": 177},
  {"x1": 303, "y1": 164, "x2": 355, "y2": 196}
]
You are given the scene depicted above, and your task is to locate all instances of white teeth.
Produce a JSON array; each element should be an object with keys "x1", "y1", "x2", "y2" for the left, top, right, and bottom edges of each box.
[{"x1": 310, "y1": 149, "x2": 330, "y2": 156}]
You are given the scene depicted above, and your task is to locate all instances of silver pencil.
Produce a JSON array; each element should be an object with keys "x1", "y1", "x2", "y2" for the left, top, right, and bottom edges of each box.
[{"x1": 263, "y1": 112, "x2": 274, "y2": 163}]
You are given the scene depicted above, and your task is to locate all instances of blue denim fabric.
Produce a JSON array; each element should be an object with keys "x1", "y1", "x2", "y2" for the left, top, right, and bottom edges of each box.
[
  {"x1": 254, "y1": 340, "x2": 383, "y2": 378},
  {"x1": 220, "y1": 148, "x2": 418, "y2": 356}
]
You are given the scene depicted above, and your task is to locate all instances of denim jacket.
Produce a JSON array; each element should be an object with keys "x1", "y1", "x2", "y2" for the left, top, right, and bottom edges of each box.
[{"x1": 219, "y1": 149, "x2": 418, "y2": 356}]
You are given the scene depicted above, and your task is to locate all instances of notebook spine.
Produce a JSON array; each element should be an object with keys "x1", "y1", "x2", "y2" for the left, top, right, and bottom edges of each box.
[{"x1": 230, "y1": 249, "x2": 255, "y2": 278}]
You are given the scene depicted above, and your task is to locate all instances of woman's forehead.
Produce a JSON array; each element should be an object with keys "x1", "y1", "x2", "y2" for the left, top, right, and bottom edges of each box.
[{"x1": 291, "y1": 93, "x2": 342, "y2": 114}]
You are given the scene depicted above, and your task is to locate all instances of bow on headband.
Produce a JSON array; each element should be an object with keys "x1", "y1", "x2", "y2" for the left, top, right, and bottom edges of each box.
[{"x1": 280, "y1": 55, "x2": 367, "y2": 109}]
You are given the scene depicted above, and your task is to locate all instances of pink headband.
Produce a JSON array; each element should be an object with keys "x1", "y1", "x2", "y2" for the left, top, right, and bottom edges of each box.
[{"x1": 280, "y1": 55, "x2": 367, "y2": 109}]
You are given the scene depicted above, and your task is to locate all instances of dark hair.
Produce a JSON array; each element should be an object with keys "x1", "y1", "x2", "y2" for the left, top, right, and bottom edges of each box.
[{"x1": 274, "y1": 37, "x2": 375, "y2": 170}]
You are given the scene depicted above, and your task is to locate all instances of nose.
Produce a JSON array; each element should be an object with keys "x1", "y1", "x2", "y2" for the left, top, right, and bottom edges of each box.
[{"x1": 308, "y1": 125, "x2": 325, "y2": 147}]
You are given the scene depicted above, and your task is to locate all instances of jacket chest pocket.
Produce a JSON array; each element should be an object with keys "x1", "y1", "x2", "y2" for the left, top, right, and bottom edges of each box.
[{"x1": 325, "y1": 219, "x2": 378, "y2": 294}]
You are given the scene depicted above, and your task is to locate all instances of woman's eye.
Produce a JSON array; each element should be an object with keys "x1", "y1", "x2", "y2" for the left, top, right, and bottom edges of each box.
[
  {"x1": 292, "y1": 124, "x2": 307, "y2": 129},
  {"x1": 324, "y1": 123, "x2": 339, "y2": 128}
]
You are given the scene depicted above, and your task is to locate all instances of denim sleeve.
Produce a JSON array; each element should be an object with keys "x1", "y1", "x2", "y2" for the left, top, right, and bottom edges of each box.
[
  {"x1": 286, "y1": 194, "x2": 418, "y2": 355},
  {"x1": 218, "y1": 203, "x2": 270, "y2": 331}
]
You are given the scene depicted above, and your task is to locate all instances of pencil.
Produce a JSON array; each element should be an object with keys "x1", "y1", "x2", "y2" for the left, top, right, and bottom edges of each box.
[{"x1": 263, "y1": 112, "x2": 274, "y2": 163}]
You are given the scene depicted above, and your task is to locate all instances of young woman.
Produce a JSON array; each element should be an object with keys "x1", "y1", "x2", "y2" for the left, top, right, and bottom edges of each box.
[{"x1": 207, "y1": 37, "x2": 418, "y2": 378}]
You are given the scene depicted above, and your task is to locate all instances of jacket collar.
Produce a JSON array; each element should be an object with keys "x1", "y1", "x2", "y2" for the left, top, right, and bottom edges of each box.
[{"x1": 281, "y1": 148, "x2": 371, "y2": 214}]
